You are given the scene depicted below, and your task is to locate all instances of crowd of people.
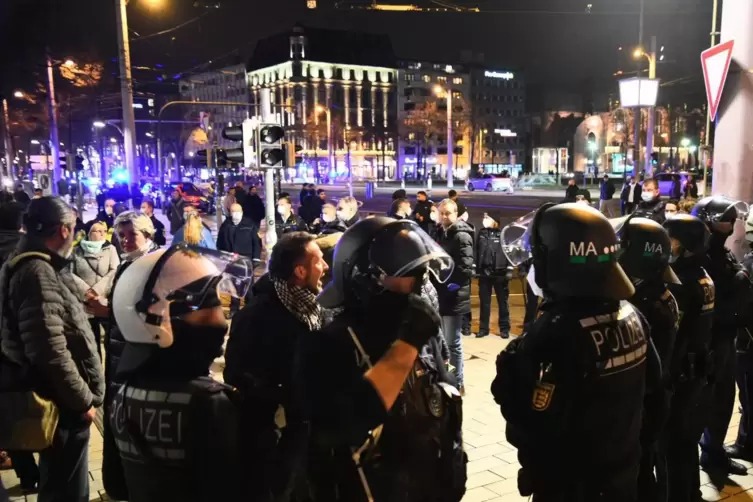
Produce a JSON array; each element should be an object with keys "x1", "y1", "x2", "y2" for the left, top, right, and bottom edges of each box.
[{"x1": 3, "y1": 175, "x2": 751, "y2": 502}]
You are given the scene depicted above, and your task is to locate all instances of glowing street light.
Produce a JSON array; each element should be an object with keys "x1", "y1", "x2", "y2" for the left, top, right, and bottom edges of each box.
[
  {"x1": 110, "y1": 137, "x2": 118, "y2": 144},
  {"x1": 681, "y1": 138, "x2": 691, "y2": 148},
  {"x1": 64, "y1": 59, "x2": 76, "y2": 68},
  {"x1": 143, "y1": 0, "x2": 163, "y2": 8},
  {"x1": 31, "y1": 140, "x2": 40, "y2": 145},
  {"x1": 13, "y1": 90, "x2": 24, "y2": 99},
  {"x1": 93, "y1": 121, "x2": 106, "y2": 129}
]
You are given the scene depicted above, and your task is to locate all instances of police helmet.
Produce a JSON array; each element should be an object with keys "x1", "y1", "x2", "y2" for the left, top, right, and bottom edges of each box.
[
  {"x1": 618, "y1": 217, "x2": 680, "y2": 285},
  {"x1": 529, "y1": 203, "x2": 634, "y2": 300},
  {"x1": 113, "y1": 243, "x2": 255, "y2": 374},
  {"x1": 662, "y1": 214, "x2": 710, "y2": 259},
  {"x1": 691, "y1": 196, "x2": 740, "y2": 236},
  {"x1": 318, "y1": 217, "x2": 453, "y2": 309}
]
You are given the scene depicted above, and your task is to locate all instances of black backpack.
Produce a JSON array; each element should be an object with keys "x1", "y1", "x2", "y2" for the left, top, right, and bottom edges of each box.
[{"x1": 348, "y1": 327, "x2": 468, "y2": 502}]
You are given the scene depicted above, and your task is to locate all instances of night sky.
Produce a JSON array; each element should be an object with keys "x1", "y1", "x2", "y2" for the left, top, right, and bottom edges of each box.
[{"x1": 0, "y1": 0, "x2": 713, "y2": 99}]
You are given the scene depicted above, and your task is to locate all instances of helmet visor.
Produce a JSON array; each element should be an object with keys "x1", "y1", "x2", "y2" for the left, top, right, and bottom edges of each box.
[
  {"x1": 154, "y1": 246, "x2": 255, "y2": 319},
  {"x1": 501, "y1": 211, "x2": 535, "y2": 266},
  {"x1": 387, "y1": 231, "x2": 455, "y2": 284}
]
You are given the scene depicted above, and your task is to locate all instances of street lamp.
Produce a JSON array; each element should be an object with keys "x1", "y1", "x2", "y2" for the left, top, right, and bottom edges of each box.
[
  {"x1": 31, "y1": 140, "x2": 40, "y2": 145},
  {"x1": 633, "y1": 41, "x2": 658, "y2": 175},
  {"x1": 434, "y1": 85, "x2": 454, "y2": 188},
  {"x1": 316, "y1": 105, "x2": 333, "y2": 184},
  {"x1": 93, "y1": 121, "x2": 106, "y2": 129},
  {"x1": 681, "y1": 138, "x2": 691, "y2": 148},
  {"x1": 64, "y1": 59, "x2": 76, "y2": 68},
  {"x1": 13, "y1": 91, "x2": 24, "y2": 99},
  {"x1": 115, "y1": 0, "x2": 139, "y2": 185}
]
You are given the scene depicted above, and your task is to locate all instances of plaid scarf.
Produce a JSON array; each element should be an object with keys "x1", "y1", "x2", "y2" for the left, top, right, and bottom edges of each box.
[{"x1": 273, "y1": 278, "x2": 323, "y2": 331}]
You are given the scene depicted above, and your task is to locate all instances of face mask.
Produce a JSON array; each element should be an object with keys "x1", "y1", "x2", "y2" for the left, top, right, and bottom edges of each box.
[
  {"x1": 122, "y1": 239, "x2": 153, "y2": 261},
  {"x1": 336, "y1": 210, "x2": 349, "y2": 221},
  {"x1": 430, "y1": 212, "x2": 438, "y2": 222},
  {"x1": 105, "y1": 207, "x2": 114, "y2": 216},
  {"x1": 80, "y1": 240, "x2": 105, "y2": 254},
  {"x1": 231, "y1": 212, "x2": 243, "y2": 224},
  {"x1": 641, "y1": 191, "x2": 656, "y2": 202},
  {"x1": 527, "y1": 265, "x2": 544, "y2": 298},
  {"x1": 665, "y1": 212, "x2": 677, "y2": 220},
  {"x1": 322, "y1": 213, "x2": 335, "y2": 223},
  {"x1": 277, "y1": 206, "x2": 289, "y2": 216},
  {"x1": 404, "y1": 208, "x2": 412, "y2": 217},
  {"x1": 482, "y1": 217, "x2": 494, "y2": 229}
]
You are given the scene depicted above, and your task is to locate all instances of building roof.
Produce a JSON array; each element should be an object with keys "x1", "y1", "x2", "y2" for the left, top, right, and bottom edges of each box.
[{"x1": 247, "y1": 25, "x2": 396, "y2": 71}]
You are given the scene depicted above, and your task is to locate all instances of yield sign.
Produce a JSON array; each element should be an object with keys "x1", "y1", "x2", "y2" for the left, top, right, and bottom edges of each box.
[{"x1": 701, "y1": 39, "x2": 735, "y2": 122}]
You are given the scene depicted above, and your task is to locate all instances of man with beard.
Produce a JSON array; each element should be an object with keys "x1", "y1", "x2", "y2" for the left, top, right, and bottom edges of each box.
[{"x1": 225, "y1": 232, "x2": 328, "y2": 501}]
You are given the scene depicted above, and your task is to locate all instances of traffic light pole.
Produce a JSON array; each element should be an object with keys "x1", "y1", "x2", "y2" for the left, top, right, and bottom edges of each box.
[{"x1": 260, "y1": 89, "x2": 278, "y2": 260}]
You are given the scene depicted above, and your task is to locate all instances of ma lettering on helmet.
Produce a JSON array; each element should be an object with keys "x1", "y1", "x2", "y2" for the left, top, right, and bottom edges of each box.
[
  {"x1": 617, "y1": 216, "x2": 681, "y2": 285},
  {"x1": 112, "y1": 243, "x2": 255, "y2": 374},
  {"x1": 317, "y1": 217, "x2": 453, "y2": 309}
]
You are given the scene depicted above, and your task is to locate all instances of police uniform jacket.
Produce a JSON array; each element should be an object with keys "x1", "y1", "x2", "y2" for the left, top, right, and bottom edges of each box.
[
  {"x1": 703, "y1": 246, "x2": 752, "y2": 334},
  {"x1": 491, "y1": 298, "x2": 651, "y2": 497}
]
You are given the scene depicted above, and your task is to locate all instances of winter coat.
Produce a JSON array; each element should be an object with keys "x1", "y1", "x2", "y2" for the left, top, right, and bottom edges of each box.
[
  {"x1": 600, "y1": 180, "x2": 615, "y2": 200},
  {"x1": 312, "y1": 218, "x2": 347, "y2": 236},
  {"x1": 669, "y1": 180, "x2": 682, "y2": 200},
  {"x1": 565, "y1": 184, "x2": 580, "y2": 202},
  {"x1": 275, "y1": 212, "x2": 308, "y2": 235},
  {"x1": 243, "y1": 194, "x2": 266, "y2": 225},
  {"x1": 413, "y1": 200, "x2": 434, "y2": 232},
  {"x1": 299, "y1": 195, "x2": 324, "y2": 226},
  {"x1": 437, "y1": 220, "x2": 475, "y2": 315},
  {"x1": 0, "y1": 237, "x2": 105, "y2": 414},
  {"x1": 476, "y1": 227, "x2": 509, "y2": 277},
  {"x1": 621, "y1": 183, "x2": 642, "y2": 203},
  {"x1": 166, "y1": 198, "x2": 186, "y2": 235},
  {"x1": 68, "y1": 241, "x2": 120, "y2": 301},
  {"x1": 149, "y1": 215, "x2": 167, "y2": 247},
  {"x1": 217, "y1": 217, "x2": 262, "y2": 261}
]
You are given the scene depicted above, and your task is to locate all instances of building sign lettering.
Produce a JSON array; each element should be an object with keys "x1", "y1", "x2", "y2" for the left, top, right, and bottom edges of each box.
[{"x1": 484, "y1": 70, "x2": 514, "y2": 80}]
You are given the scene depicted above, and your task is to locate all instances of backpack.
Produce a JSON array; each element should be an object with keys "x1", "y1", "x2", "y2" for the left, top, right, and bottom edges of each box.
[{"x1": 348, "y1": 327, "x2": 467, "y2": 502}]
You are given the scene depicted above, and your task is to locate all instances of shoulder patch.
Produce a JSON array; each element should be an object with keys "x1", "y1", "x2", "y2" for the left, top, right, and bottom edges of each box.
[{"x1": 532, "y1": 382, "x2": 555, "y2": 411}]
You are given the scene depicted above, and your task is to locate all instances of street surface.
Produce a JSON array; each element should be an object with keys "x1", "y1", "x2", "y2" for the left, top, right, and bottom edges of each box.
[{"x1": 2, "y1": 200, "x2": 751, "y2": 502}]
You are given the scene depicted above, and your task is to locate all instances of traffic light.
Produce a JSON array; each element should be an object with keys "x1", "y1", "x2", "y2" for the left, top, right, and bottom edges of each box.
[
  {"x1": 75, "y1": 155, "x2": 84, "y2": 172},
  {"x1": 257, "y1": 124, "x2": 285, "y2": 168},
  {"x1": 221, "y1": 118, "x2": 254, "y2": 167},
  {"x1": 651, "y1": 152, "x2": 659, "y2": 166},
  {"x1": 196, "y1": 149, "x2": 208, "y2": 165}
]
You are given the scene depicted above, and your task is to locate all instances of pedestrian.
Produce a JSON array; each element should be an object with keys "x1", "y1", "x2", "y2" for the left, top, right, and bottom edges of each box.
[
  {"x1": 388, "y1": 189, "x2": 408, "y2": 217},
  {"x1": 243, "y1": 185, "x2": 266, "y2": 226},
  {"x1": 599, "y1": 174, "x2": 616, "y2": 216},
  {"x1": 129, "y1": 182, "x2": 143, "y2": 210},
  {"x1": 564, "y1": 178, "x2": 579, "y2": 202},
  {"x1": 426, "y1": 204, "x2": 441, "y2": 241},
  {"x1": 447, "y1": 189, "x2": 469, "y2": 221},
  {"x1": 33, "y1": 188, "x2": 43, "y2": 199},
  {"x1": 217, "y1": 203, "x2": 262, "y2": 264},
  {"x1": 694, "y1": 197, "x2": 753, "y2": 476},
  {"x1": 172, "y1": 210, "x2": 216, "y2": 249},
  {"x1": 299, "y1": 189, "x2": 323, "y2": 226},
  {"x1": 311, "y1": 203, "x2": 347, "y2": 235},
  {"x1": 476, "y1": 213, "x2": 511, "y2": 339},
  {"x1": 275, "y1": 195, "x2": 308, "y2": 235},
  {"x1": 664, "y1": 199, "x2": 679, "y2": 220},
  {"x1": 662, "y1": 215, "x2": 715, "y2": 501},
  {"x1": 108, "y1": 245, "x2": 252, "y2": 501},
  {"x1": 165, "y1": 189, "x2": 185, "y2": 236},
  {"x1": 491, "y1": 203, "x2": 649, "y2": 500},
  {"x1": 683, "y1": 175, "x2": 699, "y2": 199},
  {"x1": 85, "y1": 211, "x2": 158, "y2": 501},
  {"x1": 413, "y1": 190, "x2": 433, "y2": 232},
  {"x1": 13, "y1": 184, "x2": 30, "y2": 208},
  {"x1": 392, "y1": 198, "x2": 412, "y2": 220},
  {"x1": 335, "y1": 196, "x2": 361, "y2": 228},
  {"x1": 224, "y1": 187, "x2": 237, "y2": 217},
  {"x1": 70, "y1": 206, "x2": 86, "y2": 241},
  {"x1": 304, "y1": 218, "x2": 467, "y2": 502},
  {"x1": 57, "y1": 177, "x2": 69, "y2": 202},
  {"x1": 633, "y1": 178, "x2": 666, "y2": 223},
  {"x1": 618, "y1": 218, "x2": 679, "y2": 500},
  {"x1": 85, "y1": 197, "x2": 116, "y2": 232},
  {"x1": 0, "y1": 196, "x2": 105, "y2": 502},
  {"x1": 621, "y1": 176, "x2": 642, "y2": 215},
  {"x1": 68, "y1": 221, "x2": 120, "y2": 358},
  {"x1": 139, "y1": 199, "x2": 166, "y2": 247},
  {"x1": 225, "y1": 232, "x2": 328, "y2": 501},
  {"x1": 669, "y1": 174, "x2": 682, "y2": 200},
  {"x1": 436, "y1": 198, "x2": 474, "y2": 393}
]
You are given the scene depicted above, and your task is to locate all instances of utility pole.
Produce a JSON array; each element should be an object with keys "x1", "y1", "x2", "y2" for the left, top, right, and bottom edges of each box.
[
  {"x1": 644, "y1": 36, "x2": 657, "y2": 176},
  {"x1": 633, "y1": 0, "x2": 644, "y2": 177},
  {"x1": 115, "y1": 0, "x2": 139, "y2": 185},
  {"x1": 702, "y1": 0, "x2": 720, "y2": 196},
  {"x1": 46, "y1": 53, "x2": 61, "y2": 194},
  {"x1": 446, "y1": 88, "x2": 454, "y2": 188},
  {"x1": 261, "y1": 89, "x2": 278, "y2": 260}
]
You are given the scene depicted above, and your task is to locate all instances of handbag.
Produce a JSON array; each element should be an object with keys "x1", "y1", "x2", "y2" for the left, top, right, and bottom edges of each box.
[{"x1": 0, "y1": 252, "x2": 60, "y2": 451}]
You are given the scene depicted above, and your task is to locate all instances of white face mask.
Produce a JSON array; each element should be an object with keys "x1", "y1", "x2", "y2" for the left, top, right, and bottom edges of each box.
[
  {"x1": 430, "y1": 212, "x2": 438, "y2": 222},
  {"x1": 404, "y1": 208, "x2": 412, "y2": 217},
  {"x1": 122, "y1": 239, "x2": 153, "y2": 262},
  {"x1": 231, "y1": 212, "x2": 243, "y2": 224},
  {"x1": 322, "y1": 213, "x2": 336, "y2": 223},
  {"x1": 277, "y1": 205, "x2": 289, "y2": 216},
  {"x1": 336, "y1": 210, "x2": 349, "y2": 221},
  {"x1": 482, "y1": 217, "x2": 494, "y2": 229},
  {"x1": 105, "y1": 207, "x2": 114, "y2": 216},
  {"x1": 527, "y1": 265, "x2": 543, "y2": 298},
  {"x1": 641, "y1": 191, "x2": 656, "y2": 202}
]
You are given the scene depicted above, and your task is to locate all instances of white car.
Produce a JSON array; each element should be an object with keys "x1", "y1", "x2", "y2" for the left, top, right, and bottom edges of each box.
[{"x1": 466, "y1": 174, "x2": 514, "y2": 193}]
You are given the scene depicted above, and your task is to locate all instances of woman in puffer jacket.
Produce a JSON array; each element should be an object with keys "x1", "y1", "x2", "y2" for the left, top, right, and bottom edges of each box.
[{"x1": 68, "y1": 221, "x2": 120, "y2": 357}]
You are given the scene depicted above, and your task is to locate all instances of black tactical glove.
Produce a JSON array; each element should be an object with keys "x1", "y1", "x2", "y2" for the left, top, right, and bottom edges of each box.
[{"x1": 397, "y1": 293, "x2": 442, "y2": 350}]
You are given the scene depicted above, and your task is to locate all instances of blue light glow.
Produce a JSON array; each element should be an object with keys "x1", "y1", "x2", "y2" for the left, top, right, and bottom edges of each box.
[{"x1": 111, "y1": 168, "x2": 129, "y2": 183}]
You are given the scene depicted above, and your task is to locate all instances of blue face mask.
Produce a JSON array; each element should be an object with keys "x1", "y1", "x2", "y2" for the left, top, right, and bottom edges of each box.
[{"x1": 80, "y1": 240, "x2": 105, "y2": 254}]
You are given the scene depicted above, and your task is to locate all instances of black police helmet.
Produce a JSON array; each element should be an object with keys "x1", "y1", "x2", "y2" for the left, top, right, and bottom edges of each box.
[
  {"x1": 530, "y1": 203, "x2": 634, "y2": 300},
  {"x1": 662, "y1": 214, "x2": 710, "y2": 257},
  {"x1": 619, "y1": 217, "x2": 680, "y2": 285},
  {"x1": 691, "y1": 196, "x2": 739, "y2": 235}
]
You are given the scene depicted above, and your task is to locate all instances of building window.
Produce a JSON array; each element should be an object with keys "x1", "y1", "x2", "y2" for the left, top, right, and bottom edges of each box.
[
  {"x1": 437, "y1": 76, "x2": 447, "y2": 84},
  {"x1": 404, "y1": 102, "x2": 416, "y2": 111},
  {"x1": 422, "y1": 75, "x2": 431, "y2": 83},
  {"x1": 404, "y1": 73, "x2": 415, "y2": 82},
  {"x1": 452, "y1": 77, "x2": 463, "y2": 85}
]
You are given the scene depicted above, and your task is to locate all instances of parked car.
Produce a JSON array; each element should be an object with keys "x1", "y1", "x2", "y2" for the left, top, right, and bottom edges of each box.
[
  {"x1": 467, "y1": 174, "x2": 514, "y2": 193},
  {"x1": 165, "y1": 182, "x2": 211, "y2": 213}
]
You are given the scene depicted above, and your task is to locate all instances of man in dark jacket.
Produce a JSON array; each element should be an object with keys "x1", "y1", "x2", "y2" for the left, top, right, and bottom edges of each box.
[
  {"x1": 276, "y1": 196, "x2": 308, "y2": 235},
  {"x1": 0, "y1": 197, "x2": 105, "y2": 502},
  {"x1": 669, "y1": 174, "x2": 682, "y2": 200},
  {"x1": 621, "y1": 176, "x2": 642, "y2": 215},
  {"x1": 413, "y1": 190, "x2": 433, "y2": 232},
  {"x1": 86, "y1": 197, "x2": 116, "y2": 232},
  {"x1": 165, "y1": 189, "x2": 185, "y2": 235},
  {"x1": 139, "y1": 199, "x2": 166, "y2": 247},
  {"x1": 599, "y1": 174, "x2": 616, "y2": 216},
  {"x1": 437, "y1": 198, "x2": 474, "y2": 392},
  {"x1": 243, "y1": 185, "x2": 266, "y2": 227},
  {"x1": 564, "y1": 179, "x2": 580, "y2": 202},
  {"x1": 225, "y1": 232, "x2": 328, "y2": 501},
  {"x1": 476, "y1": 213, "x2": 510, "y2": 339},
  {"x1": 217, "y1": 203, "x2": 262, "y2": 264},
  {"x1": 13, "y1": 184, "x2": 30, "y2": 208},
  {"x1": 633, "y1": 178, "x2": 666, "y2": 224}
]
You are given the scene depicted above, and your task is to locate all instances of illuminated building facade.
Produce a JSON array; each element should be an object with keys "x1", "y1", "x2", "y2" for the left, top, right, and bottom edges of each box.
[{"x1": 247, "y1": 25, "x2": 398, "y2": 181}]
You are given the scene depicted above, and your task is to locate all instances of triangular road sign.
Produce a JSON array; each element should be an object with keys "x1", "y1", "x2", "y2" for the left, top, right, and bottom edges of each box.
[{"x1": 701, "y1": 39, "x2": 735, "y2": 122}]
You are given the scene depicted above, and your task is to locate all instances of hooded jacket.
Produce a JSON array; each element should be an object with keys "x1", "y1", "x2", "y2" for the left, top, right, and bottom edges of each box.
[{"x1": 437, "y1": 220, "x2": 475, "y2": 315}]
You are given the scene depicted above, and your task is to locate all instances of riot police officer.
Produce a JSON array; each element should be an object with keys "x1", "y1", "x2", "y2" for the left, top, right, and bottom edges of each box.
[
  {"x1": 491, "y1": 203, "x2": 650, "y2": 501},
  {"x1": 662, "y1": 214, "x2": 715, "y2": 501},
  {"x1": 297, "y1": 217, "x2": 466, "y2": 502},
  {"x1": 693, "y1": 196, "x2": 753, "y2": 475},
  {"x1": 617, "y1": 217, "x2": 680, "y2": 501},
  {"x1": 107, "y1": 244, "x2": 255, "y2": 501}
]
